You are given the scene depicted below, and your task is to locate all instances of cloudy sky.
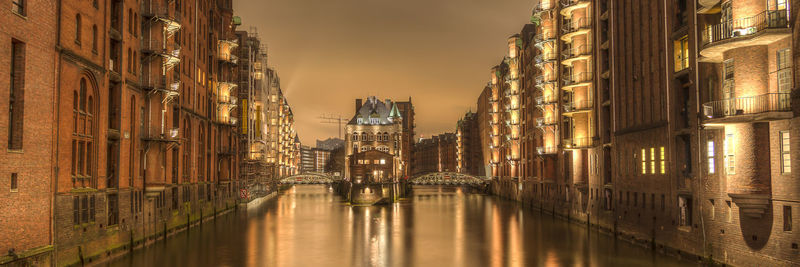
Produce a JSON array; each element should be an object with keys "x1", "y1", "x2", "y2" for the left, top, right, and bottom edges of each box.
[{"x1": 233, "y1": 0, "x2": 535, "y2": 144}]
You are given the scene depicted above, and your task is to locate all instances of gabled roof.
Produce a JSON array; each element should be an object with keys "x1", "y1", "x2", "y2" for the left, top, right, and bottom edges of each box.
[{"x1": 348, "y1": 96, "x2": 400, "y2": 126}]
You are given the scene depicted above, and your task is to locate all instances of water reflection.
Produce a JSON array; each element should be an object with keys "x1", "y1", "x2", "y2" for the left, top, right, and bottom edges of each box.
[{"x1": 107, "y1": 185, "x2": 690, "y2": 267}]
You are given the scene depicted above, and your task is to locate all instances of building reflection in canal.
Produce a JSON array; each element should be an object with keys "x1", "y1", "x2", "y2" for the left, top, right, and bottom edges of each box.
[{"x1": 107, "y1": 185, "x2": 690, "y2": 267}]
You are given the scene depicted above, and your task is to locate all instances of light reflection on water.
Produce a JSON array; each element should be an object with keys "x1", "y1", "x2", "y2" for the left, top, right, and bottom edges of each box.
[{"x1": 107, "y1": 185, "x2": 692, "y2": 267}]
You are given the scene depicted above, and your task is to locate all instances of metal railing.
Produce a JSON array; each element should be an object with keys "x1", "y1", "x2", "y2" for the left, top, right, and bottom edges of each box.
[
  {"x1": 534, "y1": 32, "x2": 556, "y2": 45},
  {"x1": 536, "y1": 52, "x2": 557, "y2": 64},
  {"x1": 702, "y1": 93, "x2": 791, "y2": 119},
  {"x1": 562, "y1": 18, "x2": 591, "y2": 34},
  {"x1": 561, "y1": 0, "x2": 588, "y2": 9},
  {"x1": 563, "y1": 100, "x2": 593, "y2": 113},
  {"x1": 564, "y1": 137, "x2": 593, "y2": 148},
  {"x1": 533, "y1": 1, "x2": 556, "y2": 15},
  {"x1": 562, "y1": 72, "x2": 592, "y2": 87},
  {"x1": 536, "y1": 95, "x2": 557, "y2": 105},
  {"x1": 701, "y1": 9, "x2": 790, "y2": 46},
  {"x1": 537, "y1": 146, "x2": 558, "y2": 155},
  {"x1": 562, "y1": 45, "x2": 592, "y2": 61},
  {"x1": 536, "y1": 117, "x2": 558, "y2": 127}
]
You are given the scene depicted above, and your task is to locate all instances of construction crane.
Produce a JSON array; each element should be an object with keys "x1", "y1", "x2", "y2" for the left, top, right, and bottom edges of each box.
[{"x1": 319, "y1": 114, "x2": 348, "y2": 139}]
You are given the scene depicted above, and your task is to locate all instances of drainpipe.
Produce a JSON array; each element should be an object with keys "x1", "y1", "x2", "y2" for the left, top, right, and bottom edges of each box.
[
  {"x1": 692, "y1": 0, "x2": 708, "y2": 260},
  {"x1": 53, "y1": 1, "x2": 63, "y2": 265}
]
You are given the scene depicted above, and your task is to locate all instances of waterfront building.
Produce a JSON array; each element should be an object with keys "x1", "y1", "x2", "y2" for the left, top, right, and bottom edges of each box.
[
  {"x1": 412, "y1": 133, "x2": 458, "y2": 175},
  {"x1": 456, "y1": 112, "x2": 484, "y2": 176},
  {"x1": 344, "y1": 97, "x2": 405, "y2": 183}
]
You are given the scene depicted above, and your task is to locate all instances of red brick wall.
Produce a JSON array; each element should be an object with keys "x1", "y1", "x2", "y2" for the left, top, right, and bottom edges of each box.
[{"x1": 0, "y1": 0, "x2": 57, "y2": 255}]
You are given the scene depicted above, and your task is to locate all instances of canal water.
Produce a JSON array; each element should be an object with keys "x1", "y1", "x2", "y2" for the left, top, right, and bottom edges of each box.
[{"x1": 107, "y1": 185, "x2": 692, "y2": 267}]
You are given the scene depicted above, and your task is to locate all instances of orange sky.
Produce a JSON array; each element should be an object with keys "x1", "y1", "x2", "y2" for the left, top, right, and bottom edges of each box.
[{"x1": 233, "y1": 0, "x2": 536, "y2": 145}]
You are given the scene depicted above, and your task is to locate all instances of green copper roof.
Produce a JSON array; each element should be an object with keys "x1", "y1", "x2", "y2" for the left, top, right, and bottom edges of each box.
[
  {"x1": 233, "y1": 16, "x2": 242, "y2": 26},
  {"x1": 389, "y1": 103, "x2": 402, "y2": 118}
]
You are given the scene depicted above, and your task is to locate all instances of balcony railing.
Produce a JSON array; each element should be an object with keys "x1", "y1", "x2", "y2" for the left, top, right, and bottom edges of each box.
[
  {"x1": 702, "y1": 93, "x2": 791, "y2": 119},
  {"x1": 535, "y1": 52, "x2": 557, "y2": 64},
  {"x1": 702, "y1": 10, "x2": 790, "y2": 46},
  {"x1": 536, "y1": 117, "x2": 557, "y2": 127},
  {"x1": 537, "y1": 146, "x2": 558, "y2": 155},
  {"x1": 563, "y1": 100, "x2": 593, "y2": 113},
  {"x1": 144, "y1": 128, "x2": 180, "y2": 143},
  {"x1": 562, "y1": 45, "x2": 592, "y2": 61},
  {"x1": 536, "y1": 96, "x2": 557, "y2": 106},
  {"x1": 562, "y1": 72, "x2": 592, "y2": 87},
  {"x1": 564, "y1": 137, "x2": 593, "y2": 149},
  {"x1": 533, "y1": 1, "x2": 556, "y2": 16},
  {"x1": 562, "y1": 18, "x2": 591, "y2": 35},
  {"x1": 141, "y1": 4, "x2": 181, "y2": 36},
  {"x1": 534, "y1": 33, "x2": 556, "y2": 46},
  {"x1": 561, "y1": 0, "x2": 588, "y2": 9}
]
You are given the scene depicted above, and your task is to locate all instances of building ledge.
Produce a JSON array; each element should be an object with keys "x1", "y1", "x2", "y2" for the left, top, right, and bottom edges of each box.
[{"x1": 728, "y1": 193, "x2": 770, "y2": 219}]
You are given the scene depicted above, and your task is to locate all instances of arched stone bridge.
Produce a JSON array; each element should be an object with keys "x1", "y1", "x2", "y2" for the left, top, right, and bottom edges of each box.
[
  {"x1": 408, "y1": 172, "x2": 489, "y2": 186},
  {"x1": 279, "y1": 173, "x2": 337, "y2": 185}
]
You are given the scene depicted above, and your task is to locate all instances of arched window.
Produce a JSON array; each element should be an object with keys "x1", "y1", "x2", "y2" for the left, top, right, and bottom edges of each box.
[
  {"x1": 352, "y1": 132, "x2": 358, "y2": 141},
  {"x1": 75, "y1": 14, "x2": 81, "y2": 45},
  {"x1": 128, "y1": 9, "x2": 133, "y2": 34},
  {"x1": 361, "y1": 132, "x2": 367, "y2": 141},
  {"x1": 72, "y1": 77, "x2": 95, "y2": 188},
  {"x1": 183, "y1": 118, "x2": 191, "y2": 180},
  {"x1": 130, "y1": 96, "x2": 136, "y2": 185},
  {"x1": 91, "y1": 25, "x2": 97, "y2": 52},
  {"x1": 132, "y1": 51, "x2": 137, "y2": 74},
  {"x1": 127, "y1": 48, "x2": 132, "y2": 73}
]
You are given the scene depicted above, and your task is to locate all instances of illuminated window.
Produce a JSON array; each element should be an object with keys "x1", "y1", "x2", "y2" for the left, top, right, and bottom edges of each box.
[
  {"x1": 641, "y1": 149, "x2": 646, "y2": 174},
  {"x1": 707, "y1": 141, "x2": 715, "y2": 174},
  {"x1": 660, "y1": 147, "x2": 666, "y2": 174},
  {"x1": 780, "y1": 131, "x2": 791, "y2": 173},
  {"x1": 724, "y1": 134, "x2": 735, "y2": 174},
  {"x1": 673, "y1": 35, "x2": 689, "y2": 72},
  {"x1": 380, "y1": 159, "x2": 386, "y2": 165},
  {"x1": 778, "y1": 49, "x2": 792, "y2": 94},
  {"x1": 650, "y1": 148, "x2": 656, "y2": 174}
]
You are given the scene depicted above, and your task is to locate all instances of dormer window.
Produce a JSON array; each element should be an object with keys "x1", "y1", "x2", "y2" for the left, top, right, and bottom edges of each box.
[
  {"x1": 357, "y1": 118, "x2": 364, "y2": 124},
  {"x1": 370, "y1": 118, "x2": 379, "y2": 124}
]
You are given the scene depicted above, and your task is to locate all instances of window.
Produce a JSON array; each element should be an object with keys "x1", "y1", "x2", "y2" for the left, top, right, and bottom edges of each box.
[
  {"x1": 370, "y1": 118, "x2": 379, "y2": 124},
  {"x1": 678, "y1": 196, "x2": 692, "y2": 227},
  {"x1": 641, "y1": 149, "x2": 646, "y2": 174},
  {"x1": 659, "y1": 147, "x2": 666, "y2": 174},
  {"x1": 108, "y1": 194, "x2": 119, "y2": 226},
  {"x1": 781, "y1": 131, "x2": 791, "y2": 173},
  {"x1": 784, "y1": 206, "x2": 792, "y2": 231},
  {"x1": 12, "y1": 0, "x2": 24, "y2": 15},
  {"x1": 75, "y1": 14, "x2": 82, "y2": 45},
  {"x1": 10, "y1": 173, "x2": 18, "y2": 192},
  {"x1": 73, "y1": 195, "x2": 95, "y2": 225},
  {"x1": 380, "y1": 159, "x2": 386, "y2": 165},
  {"x1": 8, "y1": 40, "x2": 25, "y2": 150},
  {"x1": 726, "y1": 200, "x2": 732, "y2": 223},
  {"x1": 768, "y1": 0, "x2": 788, "y2": 10},
  {"x1": 650, "y1": 148, "x2": 656, "y2": 174},
  {"x1": 724, "y1": 134, "x2": 734, "y2": 174},
  {"x1": 707, "y1": 141, "x2": 715, "y2": 174},
  {"x1": 709, "y1": 199, "x2": 716, "y2": 221},
  {"x1": 92, "y1": 25, "x2": 98, "y2": 53},
  {"x1": 673, "y1": 35, "x2": 689, "y2": 72}
]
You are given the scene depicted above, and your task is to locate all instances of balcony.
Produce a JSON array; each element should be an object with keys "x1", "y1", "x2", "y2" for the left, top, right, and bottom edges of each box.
[
  {"x1": 535, "y1": 117, "x2": 557, "y2": 128},
  {"x1": 142, "y1": 42, "x2": 181, "y2": 71},
  {"x1": 562, "y1": 72, "x2": 592, "y2": 90},
  {"x1": 532, "y1": 1, "x2": 556, "y2": 20},
  {"x1": 535, "y1": 52, "x2": 557, "y2": 68},
  {"x1": 535, "y1": 96, "x2": 558, "y2": 108},
  {"x1": 534, "y1": 33, "x2": 556, "y2": 48},
  {"x1": 561, "y1": 45, "x2": 592, "y2": 65},
  {"x1": 143, "y1": 128, "x2": 180, "y2": 143},
  {"x1": 219, "y1": 53, "x2": 239, "y2": 65},
  {"x1": 700, "y1": 9, "x2": 790, "y2": 62},
  {"x1": 561, "y1": 18, "x2": 592, "y2": 41},
  {"x1": 142, "y1": 5, "x2": 181, "y2": 36},
  {"x1": 537, "y1": 146, "x2": 558, "y2": 155},
  {"x1": 701, "y1": 93, "x2": 791, "y2": 124},
  {"x1": 563, "y1": 100, "x2": 593, "y2": 115},
  {"x1": 560, "y1": 0, "x2": 590, "y2": 16},
  {"x1": 563, "y1": 137, "x2": 594, "y2": 150}
]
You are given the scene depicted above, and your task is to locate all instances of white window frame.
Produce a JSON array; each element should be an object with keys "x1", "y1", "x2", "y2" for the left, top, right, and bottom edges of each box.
[{"x1": 780, "y1": 131, "x2": 791, "y2": 174}]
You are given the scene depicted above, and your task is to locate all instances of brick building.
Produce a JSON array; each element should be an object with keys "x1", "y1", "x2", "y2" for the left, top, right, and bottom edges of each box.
[
  {"x1": 456, "y1": 112, "x2": 484, "y2": 176},
  {"x1": 462, "y1": 0, "x2": 800, "y2": 265},
  {"x1": 412, "y1": 133, "x2": 458, "y2": 175},
  {"x1": 0, "y1": 0, "x2": 58, "y2": 264},
  {"x1": 0, "y1": 0, "x2": 301, "y2": 264},
  {"x1": 344, "y1": 96, "x2": 405, "y2": 182}
]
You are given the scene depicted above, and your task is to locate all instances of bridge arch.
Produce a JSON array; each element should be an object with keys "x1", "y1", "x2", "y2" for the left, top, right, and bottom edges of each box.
[
  {"x1": 408, "y1": 172, "x2": 489, "y2": 186},
  {"x1": 279, "y1": 173, "x2": 337, "y2": 185}
]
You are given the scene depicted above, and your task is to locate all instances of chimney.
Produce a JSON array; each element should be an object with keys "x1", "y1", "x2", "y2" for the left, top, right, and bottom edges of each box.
[{"x1": 356, "y1": 98, "x2": 363, "y2": 113}]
